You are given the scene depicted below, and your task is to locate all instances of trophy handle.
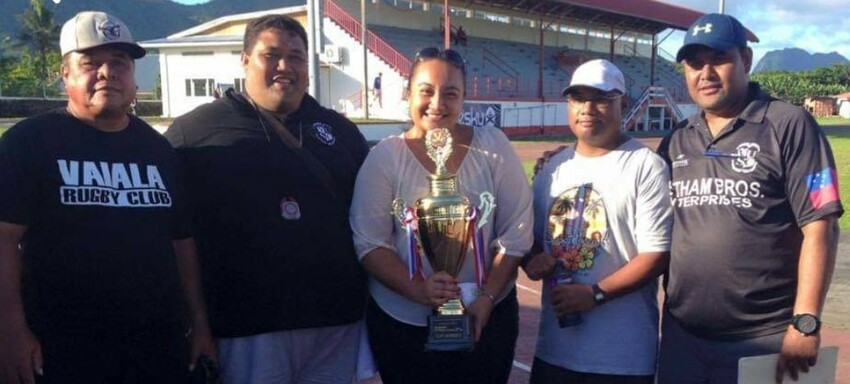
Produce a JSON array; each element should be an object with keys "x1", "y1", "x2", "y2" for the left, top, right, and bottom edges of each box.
[
  {"x1": 476, "y1": 192, "x2": 496, "y2": 229},
  {"x1": 392, "y1": 198, "x2": 408, "y2": 224}
]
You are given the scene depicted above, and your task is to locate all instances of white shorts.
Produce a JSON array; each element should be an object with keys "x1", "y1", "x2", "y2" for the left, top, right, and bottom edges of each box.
[{"x1": 218, "y1": 322, "x2": 361, "y2": 384}]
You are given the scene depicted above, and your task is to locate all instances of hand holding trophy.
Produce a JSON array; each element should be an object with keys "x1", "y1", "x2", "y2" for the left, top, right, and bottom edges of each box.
[{"x1": 392, "y1": 127, "x2": 491, "y2": 351}]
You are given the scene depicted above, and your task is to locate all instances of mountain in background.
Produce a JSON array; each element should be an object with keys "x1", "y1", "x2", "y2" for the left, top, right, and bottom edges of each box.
[
  {"x1": 0, "y1": 0, "x2": 306, "y2": 42},
  {"x1": 753, "y1": 48, "x2": 849, "y2": 73}
]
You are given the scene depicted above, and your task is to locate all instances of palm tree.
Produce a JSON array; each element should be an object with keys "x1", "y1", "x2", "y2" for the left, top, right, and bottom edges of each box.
[{"x1": 15, "y1": 0, "x2": 60, "y2": 97}]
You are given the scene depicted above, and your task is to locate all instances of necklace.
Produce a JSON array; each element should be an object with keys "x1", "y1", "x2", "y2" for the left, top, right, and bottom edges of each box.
[{"x1": 243, "y1": 92, "x2": 303, "y2": 148}]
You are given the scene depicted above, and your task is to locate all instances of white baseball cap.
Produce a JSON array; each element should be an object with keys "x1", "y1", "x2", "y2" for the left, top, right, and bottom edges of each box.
[
  {"x1": 561, "y1": 59, "x2": 625, "y2": 96},
  {"x1": 60, "y1": 11, "x2": 145, "y2": 59}
]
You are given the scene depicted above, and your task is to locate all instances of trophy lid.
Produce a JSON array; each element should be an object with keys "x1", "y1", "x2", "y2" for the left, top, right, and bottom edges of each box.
[{"x1": 425, "y1": 128, "x2": 453, "y2": 178}]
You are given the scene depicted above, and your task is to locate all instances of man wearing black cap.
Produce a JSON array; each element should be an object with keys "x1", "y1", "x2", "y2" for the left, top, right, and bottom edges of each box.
[
  {"x1": 0, "y1": 11, "x2": 215, "y2": 384},
  {"x1": 658, "y1": 13, "x2": 842, "y2": 384}
]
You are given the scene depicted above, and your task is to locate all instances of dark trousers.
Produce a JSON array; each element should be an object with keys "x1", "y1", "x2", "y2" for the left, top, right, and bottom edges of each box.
[
  {"x1": 657, "y1": 312, "x2": 784, "y2": 384},
  {"x1": 35, "y1": 318, "x2": 187, "y2": 384},
  {"x1": 530, "y1": 358, "x2": 654, "y2": 384},
  {"x1": 366, "y1": 288, "x2": 519, "y2": 384}
]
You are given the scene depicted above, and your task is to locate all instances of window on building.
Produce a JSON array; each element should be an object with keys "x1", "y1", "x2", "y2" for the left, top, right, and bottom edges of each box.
[
  {"x1": 234, "y1": 78, "x2": 245, "y2": 93},
  {"x1": 185, "y1": 78, "x2": 216, "y2": 97}
]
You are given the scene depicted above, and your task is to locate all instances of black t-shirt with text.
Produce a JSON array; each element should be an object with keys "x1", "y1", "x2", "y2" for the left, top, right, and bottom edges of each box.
[{"x1": 0, "y1": 109, "x2": 189, "y2": 331}]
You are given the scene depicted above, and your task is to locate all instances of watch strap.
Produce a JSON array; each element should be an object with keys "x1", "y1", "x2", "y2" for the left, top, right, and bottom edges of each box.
[{"x1": 592, "y1": 284, "x2": 607, "y2": 305}]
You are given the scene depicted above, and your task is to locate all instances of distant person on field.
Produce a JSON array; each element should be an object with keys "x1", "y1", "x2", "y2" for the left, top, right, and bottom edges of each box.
[
  {"x1": 373, "y1": 72, "x2": 383, "y2": 108},
  {"x1": 456, "y1": 26, "x2": 467, "y2": 47},
  {"x1": 657, "y1": 13, "x2": 843, "y2": 384},
  {"x1": 0, "y1": 11, "x2": 215, "y2": 384}
]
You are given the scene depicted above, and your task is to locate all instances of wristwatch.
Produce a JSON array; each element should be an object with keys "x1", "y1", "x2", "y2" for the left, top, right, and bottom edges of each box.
[
  {"x1": 591, "y1": 284, "x2": 607, "y2": 305},
  {"x1": 791, "y1": 313, "x2": 821, "y2": 336}
]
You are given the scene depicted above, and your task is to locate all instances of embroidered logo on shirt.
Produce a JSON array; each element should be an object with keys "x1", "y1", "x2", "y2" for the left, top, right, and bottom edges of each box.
[
  {"x1": 731, "y1": 143, "x2": 760, "y2": 173},
  {"x1": 312, "y1": 122, "x2": 336, "y2": 146},
  {"x1": 280, "y1": 197, "x2": 301, "y2": 220},
  {"x1": 672, "y1": 154, "x2": 689, "y2": 169}
]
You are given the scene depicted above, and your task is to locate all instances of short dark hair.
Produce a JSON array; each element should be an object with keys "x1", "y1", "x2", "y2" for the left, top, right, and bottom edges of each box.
[{"x1": 243, "y1": 14, "x2": 308, "y2": 54}]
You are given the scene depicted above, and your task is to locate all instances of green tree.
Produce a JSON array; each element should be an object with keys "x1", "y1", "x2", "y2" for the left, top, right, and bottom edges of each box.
[
  {"x1": 752, "y1": 64, "x2": 850, "y2": 105},
  {"x1": 0, "y1": 48, "x2": 61, "y2": 97},
  {"x1": 14, "y1": 0, "x2": 61, "y2": 98}
]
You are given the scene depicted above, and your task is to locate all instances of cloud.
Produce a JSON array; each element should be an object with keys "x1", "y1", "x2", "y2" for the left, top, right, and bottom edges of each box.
[{"x1": 656, "y1": 0, "x2": 850, "y2": 66}]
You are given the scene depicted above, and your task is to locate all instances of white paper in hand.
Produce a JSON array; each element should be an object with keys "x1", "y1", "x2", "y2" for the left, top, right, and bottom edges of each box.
[{"x1": 738, "y1": 346, "x2": 838, "y2": 384}]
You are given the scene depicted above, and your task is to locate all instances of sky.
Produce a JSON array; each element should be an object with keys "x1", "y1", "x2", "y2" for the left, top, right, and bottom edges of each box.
[
  {"x1": 170, "y1": 0, "x2": 850, "y2": 66},
  {"x1": 655, "y1": 0, "x2": 850, "y2": 67}
]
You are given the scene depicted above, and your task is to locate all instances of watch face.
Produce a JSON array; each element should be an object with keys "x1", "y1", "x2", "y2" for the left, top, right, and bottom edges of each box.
[
  {"x1": 795, "y1": 314, "x2": 819, "y2": 334},
  {"x1": 594, "y1": 292, "x2": 604, "y2": 301}
]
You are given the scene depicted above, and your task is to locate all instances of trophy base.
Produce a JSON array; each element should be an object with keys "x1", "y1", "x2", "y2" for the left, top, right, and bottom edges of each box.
[{"x1": 424, "y1": 314, "x2": 474, "y2": 352}]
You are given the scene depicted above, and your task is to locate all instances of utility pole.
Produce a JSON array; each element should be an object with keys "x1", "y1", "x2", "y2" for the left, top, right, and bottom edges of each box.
[
  {"x1": 361, "y1": 0, "x2": 369, "y2": 119},
  {"x1": 444, "y1": 0, "x2": 451, "y2": 49}
]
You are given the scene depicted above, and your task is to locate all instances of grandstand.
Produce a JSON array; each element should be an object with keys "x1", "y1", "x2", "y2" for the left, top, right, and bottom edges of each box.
[
  {"x1": 143, "y1": 0, "x2": 758, "y2": 133},
  {"x1": 325, "y1": 0, "x2": 757, "y2": 132}
]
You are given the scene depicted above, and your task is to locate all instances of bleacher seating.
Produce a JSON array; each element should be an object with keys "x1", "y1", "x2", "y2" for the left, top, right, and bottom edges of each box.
[{"x1": 369, "y1": 24, "x2": 686, "y2": 101}]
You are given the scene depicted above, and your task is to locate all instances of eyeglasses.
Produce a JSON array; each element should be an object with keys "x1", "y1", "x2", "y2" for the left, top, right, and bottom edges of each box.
[
  {"x1": 567, "y1": 93, "x2": 623, "y2": 108},
  {"x1": 414, "y1": 47, "x2": 466, "y2": 72}
]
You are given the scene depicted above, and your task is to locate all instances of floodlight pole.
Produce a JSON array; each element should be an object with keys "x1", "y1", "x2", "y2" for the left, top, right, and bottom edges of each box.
[
  {"x1": 361, "y1": 0, "x2": 370, "y2": 119},
  {"x1": 719, "y1": 0, "x2": 725, "y2": 13},
  {"x1": 308, "y1": 0, "x2": 321, "y2": 101},
  {"x1": 444, "y1": 0, "x2": 451, "y2": 49}
]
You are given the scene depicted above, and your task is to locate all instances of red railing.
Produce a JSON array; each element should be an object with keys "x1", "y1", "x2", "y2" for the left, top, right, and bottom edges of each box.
[
  {"x1": 467, "y1": 75, "x2": 566, "y2": 99},
  {"x1": 482, "y1": 48, "x2": 519, "y2": 81},
  {"x1": 324, "y1": 0, "x2": 413, "y2": 77}
]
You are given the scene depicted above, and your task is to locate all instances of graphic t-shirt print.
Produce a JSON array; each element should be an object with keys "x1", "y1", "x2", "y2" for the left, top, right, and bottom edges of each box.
[{"x1": 546, "y1": 183, "x2": 607, "y2": 272}]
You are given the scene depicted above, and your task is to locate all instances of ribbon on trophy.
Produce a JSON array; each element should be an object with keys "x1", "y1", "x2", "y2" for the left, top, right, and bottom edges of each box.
[
  {"x1": 394, "y1": 195, "x2": 493, "y2": 286},
  {"x1": 401, "y1": 206, "x2": 426, "y2": 280},
  {"x1": 466, "y1": 206, "x2": 487, "y2": 288}
]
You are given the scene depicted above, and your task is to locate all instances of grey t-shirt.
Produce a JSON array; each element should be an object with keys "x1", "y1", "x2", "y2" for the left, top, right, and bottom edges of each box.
[{"x1": 659, "y1": 83, "x2": 844, "y2": 340}]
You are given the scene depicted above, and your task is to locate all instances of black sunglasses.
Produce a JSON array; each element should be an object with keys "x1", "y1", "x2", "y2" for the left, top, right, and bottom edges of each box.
[{"x1": 414, "y1": 47, "x2": 466, "y2": 72}]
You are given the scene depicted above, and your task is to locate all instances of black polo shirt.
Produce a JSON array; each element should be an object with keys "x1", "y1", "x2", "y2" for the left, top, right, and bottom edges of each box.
[{"x1": 659, "y1": 83, "x2": 843, "y2": 340}]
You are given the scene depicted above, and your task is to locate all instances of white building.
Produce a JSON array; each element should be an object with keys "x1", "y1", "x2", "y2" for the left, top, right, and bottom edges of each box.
[
  {"x1": 141, "y1": 0, "x2": 704, "y2": 134},
  {"x1": 140, "y1": 4, "x2": 406, "y2": 119}
]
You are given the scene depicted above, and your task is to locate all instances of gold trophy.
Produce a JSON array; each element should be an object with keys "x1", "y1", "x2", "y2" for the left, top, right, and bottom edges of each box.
[{"x1": 393, "y1": 128, "x2": 476, "y2": 351}]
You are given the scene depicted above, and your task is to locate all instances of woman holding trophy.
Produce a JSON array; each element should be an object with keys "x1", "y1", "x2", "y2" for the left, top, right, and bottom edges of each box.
[{"x1": 350, "y1": 47, "x2": 533, "y2": 383}]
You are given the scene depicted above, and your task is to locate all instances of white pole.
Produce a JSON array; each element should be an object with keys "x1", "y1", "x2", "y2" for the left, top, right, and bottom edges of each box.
[
  {"x1": 307, "y1": 0, "x2": 320, "y2": 100},
  {"x1": 361, "y1": 0, "x2": 369, "y2": 119},
  {"x1": 719, "y1": 0, "x2": 725, "y2": 13}
]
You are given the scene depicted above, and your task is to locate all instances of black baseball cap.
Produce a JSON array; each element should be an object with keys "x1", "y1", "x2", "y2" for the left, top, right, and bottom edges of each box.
[{"x1": 676, "y1": 13, "x2": 747, "y2": 62}]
